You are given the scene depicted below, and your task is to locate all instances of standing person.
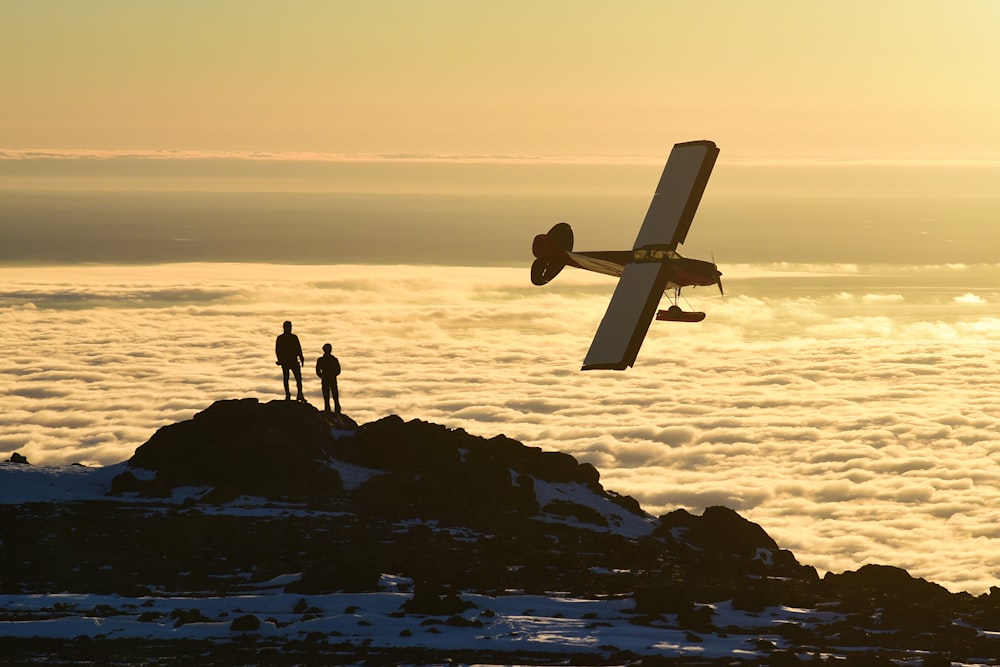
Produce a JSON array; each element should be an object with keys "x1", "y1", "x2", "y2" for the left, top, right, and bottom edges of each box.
[
  {"x1": 275, "y1": 321, "x2": 305, "y2": 401},
  {"x1": 315, "y1": 343, "x2": 342, "y2": 413}
]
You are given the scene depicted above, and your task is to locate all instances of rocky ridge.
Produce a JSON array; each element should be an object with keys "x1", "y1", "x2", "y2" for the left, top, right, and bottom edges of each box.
[{"x1": 2, "y1": 398, "x2": 1000, "y2": 665}]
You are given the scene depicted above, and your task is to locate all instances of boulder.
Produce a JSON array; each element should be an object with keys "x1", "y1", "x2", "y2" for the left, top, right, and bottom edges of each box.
[
  {"x1": 824, "y1": 564, "x2": 952, "y2": 603},
  {"x1": 656, "y1": 506, "x2": 778, "y2": 557},
  {"x1": 824, "y1": 564, "x2": 955, "y2": 629}
]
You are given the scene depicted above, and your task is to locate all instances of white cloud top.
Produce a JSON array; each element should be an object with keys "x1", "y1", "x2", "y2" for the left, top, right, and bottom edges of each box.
[{"x1": 2, "y1": 262, "x2": 1000, "y2": 594}]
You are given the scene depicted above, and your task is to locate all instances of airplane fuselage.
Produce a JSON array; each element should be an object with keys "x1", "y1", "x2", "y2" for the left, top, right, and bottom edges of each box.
[{"x1": 563, "y1": 248, "x2": 720, "y2": 291}]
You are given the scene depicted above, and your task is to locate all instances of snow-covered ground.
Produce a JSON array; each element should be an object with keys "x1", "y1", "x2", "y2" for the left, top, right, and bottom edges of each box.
[
  {"x1": 0, "y1": 462, "x2": 782, "y2": 661},
  {"x1": 4, "y1": 581, "x2": 988, "y2": 665},
  {"x1": 0, "y1": 461, "x2": 131, "y2": 505},
  {"x1": 0, "y1": 461, "x2": 967, "y2": 664},
  {"x1": 0, "y1": 569, "x2": 838, "y2": 661}
]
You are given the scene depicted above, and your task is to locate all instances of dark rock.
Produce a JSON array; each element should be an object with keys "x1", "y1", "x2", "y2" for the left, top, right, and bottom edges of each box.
[
  {"x1": 285, "y1": 557, "x2": 382, "y2": 594},
  {"x1": 335, "y1": 417, "x2": 603, "y2": 488},
  {"x1": 606, "y1": 490, "x2": 643, "y2": 516},
  {"x1": 124, "y1": 399, "x2": 343, "y2": 500},
  {"x1": 334, "y1": 416, "x2": 463, "y2": 471},
  {"x1": 199, "y1": 484, "x2": 242, "y2": 504},
  {"x1": 7, "y1": 452, "x2": 29, "y2": 465},
  {"x1": 542, "y1": 499, "x2": 609, "y2": 527},
  {"x1": 444, "y1": 615, "x2": 482, "y2": 628},
  {"x1": 657, "y1": 506, "x2": 777, "y2": 557},
  {"x1": 171, "y1": 607, "x2": 210, "y2": 627},
  {"x1": 825, "y1": 563, "x2": 952, "y2": 602},
  {"x1": 676, "y1": 604, "x2": 714, "y2": 632},
  {"x1": 632, "y1": 585, "x2": 694, "y2": 615},
  {"x1": 768, "y1": 651, "x2": 803, "y2": 666},
  {"x1": 402, "y1": 582, "x2": 476, "y2": 616},
  {"x1": 842, "y1": 653, "x2": 897, "y2": 667},
  {"x1": 116, "y1": 399, "x2": 644, "y2": 532},
  {"x1": 229, "y1": 614, "x2": 260, "y2": 631},
  {"x1": 109, "y1": 471, "x2": 143, "y2": 494},
  {"x1": 732, "y1": 585, "x2": 780, "y2": 612},
  {"x1": 110, "y1": 471, "x2": 172, "y2": 498},
  {"x1": 323, "y1": 411, "x2": 359, "y2": 430}
]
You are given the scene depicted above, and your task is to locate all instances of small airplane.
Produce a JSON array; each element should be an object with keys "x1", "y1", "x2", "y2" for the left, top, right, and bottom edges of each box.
[{"x1": 531, "y1": 140, "x2": 722, "y2": 371}]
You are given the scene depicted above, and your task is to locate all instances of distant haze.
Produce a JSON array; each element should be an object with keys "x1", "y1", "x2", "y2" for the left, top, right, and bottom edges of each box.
[{"x1": 3, "y1": 158, "x2": 1000, "y2": 266}]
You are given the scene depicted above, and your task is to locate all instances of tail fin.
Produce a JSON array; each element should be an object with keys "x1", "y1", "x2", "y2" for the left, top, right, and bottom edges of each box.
[{"x1": 530, "y1": 223, "x2": 573, "y2": 286}]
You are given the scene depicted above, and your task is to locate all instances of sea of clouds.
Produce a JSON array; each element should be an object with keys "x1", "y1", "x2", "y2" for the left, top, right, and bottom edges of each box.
[{"x1": 2, "y1": 261, "x2": 1000, "y2": 595}]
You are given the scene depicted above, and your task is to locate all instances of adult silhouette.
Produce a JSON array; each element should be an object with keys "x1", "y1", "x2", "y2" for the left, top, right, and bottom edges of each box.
[
  {"x1": 315, "y1": 343, "x2": 341, "y2": 413},
  {"x1": 275, "y1": 320, "x2": 305, "y2": 401}
]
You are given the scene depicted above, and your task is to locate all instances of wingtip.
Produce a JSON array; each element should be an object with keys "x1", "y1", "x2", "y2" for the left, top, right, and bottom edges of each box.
[{"x1": 581, "y1": 362, "x2": 630, "y2": 372}]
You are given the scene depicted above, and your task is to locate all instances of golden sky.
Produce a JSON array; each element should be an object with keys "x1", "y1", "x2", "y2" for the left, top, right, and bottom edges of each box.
[{"x1": 4, "y1": 0, "x2": 1000, "y2": 160}]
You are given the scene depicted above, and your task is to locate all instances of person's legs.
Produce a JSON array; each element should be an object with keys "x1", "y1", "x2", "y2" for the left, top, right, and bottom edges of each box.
[
  {"x1": 332, "y1": 380, "x2": 341, "y2": 413},
  {"x1": 292, "y1": 365, "x2": 304, "y2": 401},
  {"x1": 322, "y1": 382, "x2": 332, "y2": 412},
  {"x1": 281, "y1": 366, "x2": 291, "y2": 399}
]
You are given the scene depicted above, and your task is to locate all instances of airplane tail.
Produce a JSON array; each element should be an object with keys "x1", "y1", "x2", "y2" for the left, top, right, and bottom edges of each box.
[{"x1": 531, "y1": 223, "x2": 574, "y2": 285}]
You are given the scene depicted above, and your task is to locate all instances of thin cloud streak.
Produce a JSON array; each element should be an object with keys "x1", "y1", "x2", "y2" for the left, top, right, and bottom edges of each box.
[
  {"x1": 3, "y1": 263, "x2": 1000, "y2": 594},
  {"x1": 0, "y1": 149, "x2": 662, "y2": 166},
  {"x1": 7, "y1": 149, "x2": 1000, "y2": 168}
]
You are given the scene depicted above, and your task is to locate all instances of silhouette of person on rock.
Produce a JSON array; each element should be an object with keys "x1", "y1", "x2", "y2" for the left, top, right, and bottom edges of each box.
[
  {"x1": 315, "y1": 343, "x2": 342, "y2": 413},
  {"x1": 275, "y1": 320, "x2": 305, "y2": 401}
]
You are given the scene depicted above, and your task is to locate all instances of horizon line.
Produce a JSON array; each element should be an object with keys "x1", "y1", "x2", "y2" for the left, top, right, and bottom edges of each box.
[{"x1": 3, "y1": 148, "x2": 1000, "y2": 168}]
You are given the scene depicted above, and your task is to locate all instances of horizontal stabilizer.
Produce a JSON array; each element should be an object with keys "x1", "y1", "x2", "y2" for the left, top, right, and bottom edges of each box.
[{"x1": 531, "y1": 257, "x2": 565, "y2": 285}]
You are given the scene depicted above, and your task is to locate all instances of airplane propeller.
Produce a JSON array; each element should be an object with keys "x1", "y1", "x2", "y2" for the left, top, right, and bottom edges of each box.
[{"x1": 712, "y1": 252, "x2": 724, "y2": 297}]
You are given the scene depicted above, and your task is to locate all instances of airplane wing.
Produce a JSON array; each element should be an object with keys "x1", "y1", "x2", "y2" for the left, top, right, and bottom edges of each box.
[
  {"x1": 632, "y1": 140, "x2": 719, "y2": 250},
  {"x1": 581, "y1": 262, "x2": 670, "y2": 370},
  {"x1": 581, "y1": 140, "x2": 719, "y2": 371}
]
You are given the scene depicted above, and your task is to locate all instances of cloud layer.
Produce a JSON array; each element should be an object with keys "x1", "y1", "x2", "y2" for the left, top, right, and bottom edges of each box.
[{"x1": 3, "y1": 262, "x2": 1000, "y2": 594}]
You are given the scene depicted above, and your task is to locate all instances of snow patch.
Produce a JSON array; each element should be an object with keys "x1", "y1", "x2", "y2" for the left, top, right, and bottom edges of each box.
[
  {"x1": 0, "y1": 462, "x2": 128, "y2": 504},
  {"x1": 532, "y1": 479, "x2": 656, "y2": 538}
]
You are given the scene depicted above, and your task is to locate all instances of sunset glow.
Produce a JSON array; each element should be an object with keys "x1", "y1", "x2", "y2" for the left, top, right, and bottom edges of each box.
[{"x1": 4, "y1": 1, "x2": 1000, "y2": 160}]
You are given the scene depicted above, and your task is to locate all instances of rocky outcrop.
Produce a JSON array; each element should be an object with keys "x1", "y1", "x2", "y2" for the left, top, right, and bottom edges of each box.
[
  {"x1": 657, "y1": 505, "x2": 778, "y2": 556},
  {"x1": 334, "y1": 415, "x2": 603, "y2": 524},
  {"x1": 100, "y1": 399, "x2": 826, "y2": 600},
  {"x1": 121, "y1": 398, "x2": 344, "y2": 499},
  {"x1": 334, "y1": 415, "x2": 601, "y2": 487},
  {"x1": 113, "y1": 401, "x2": 612, "y2": 523},
  {"x1": 822, "y1": 564, "x2": 959, "y2": 630}
]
